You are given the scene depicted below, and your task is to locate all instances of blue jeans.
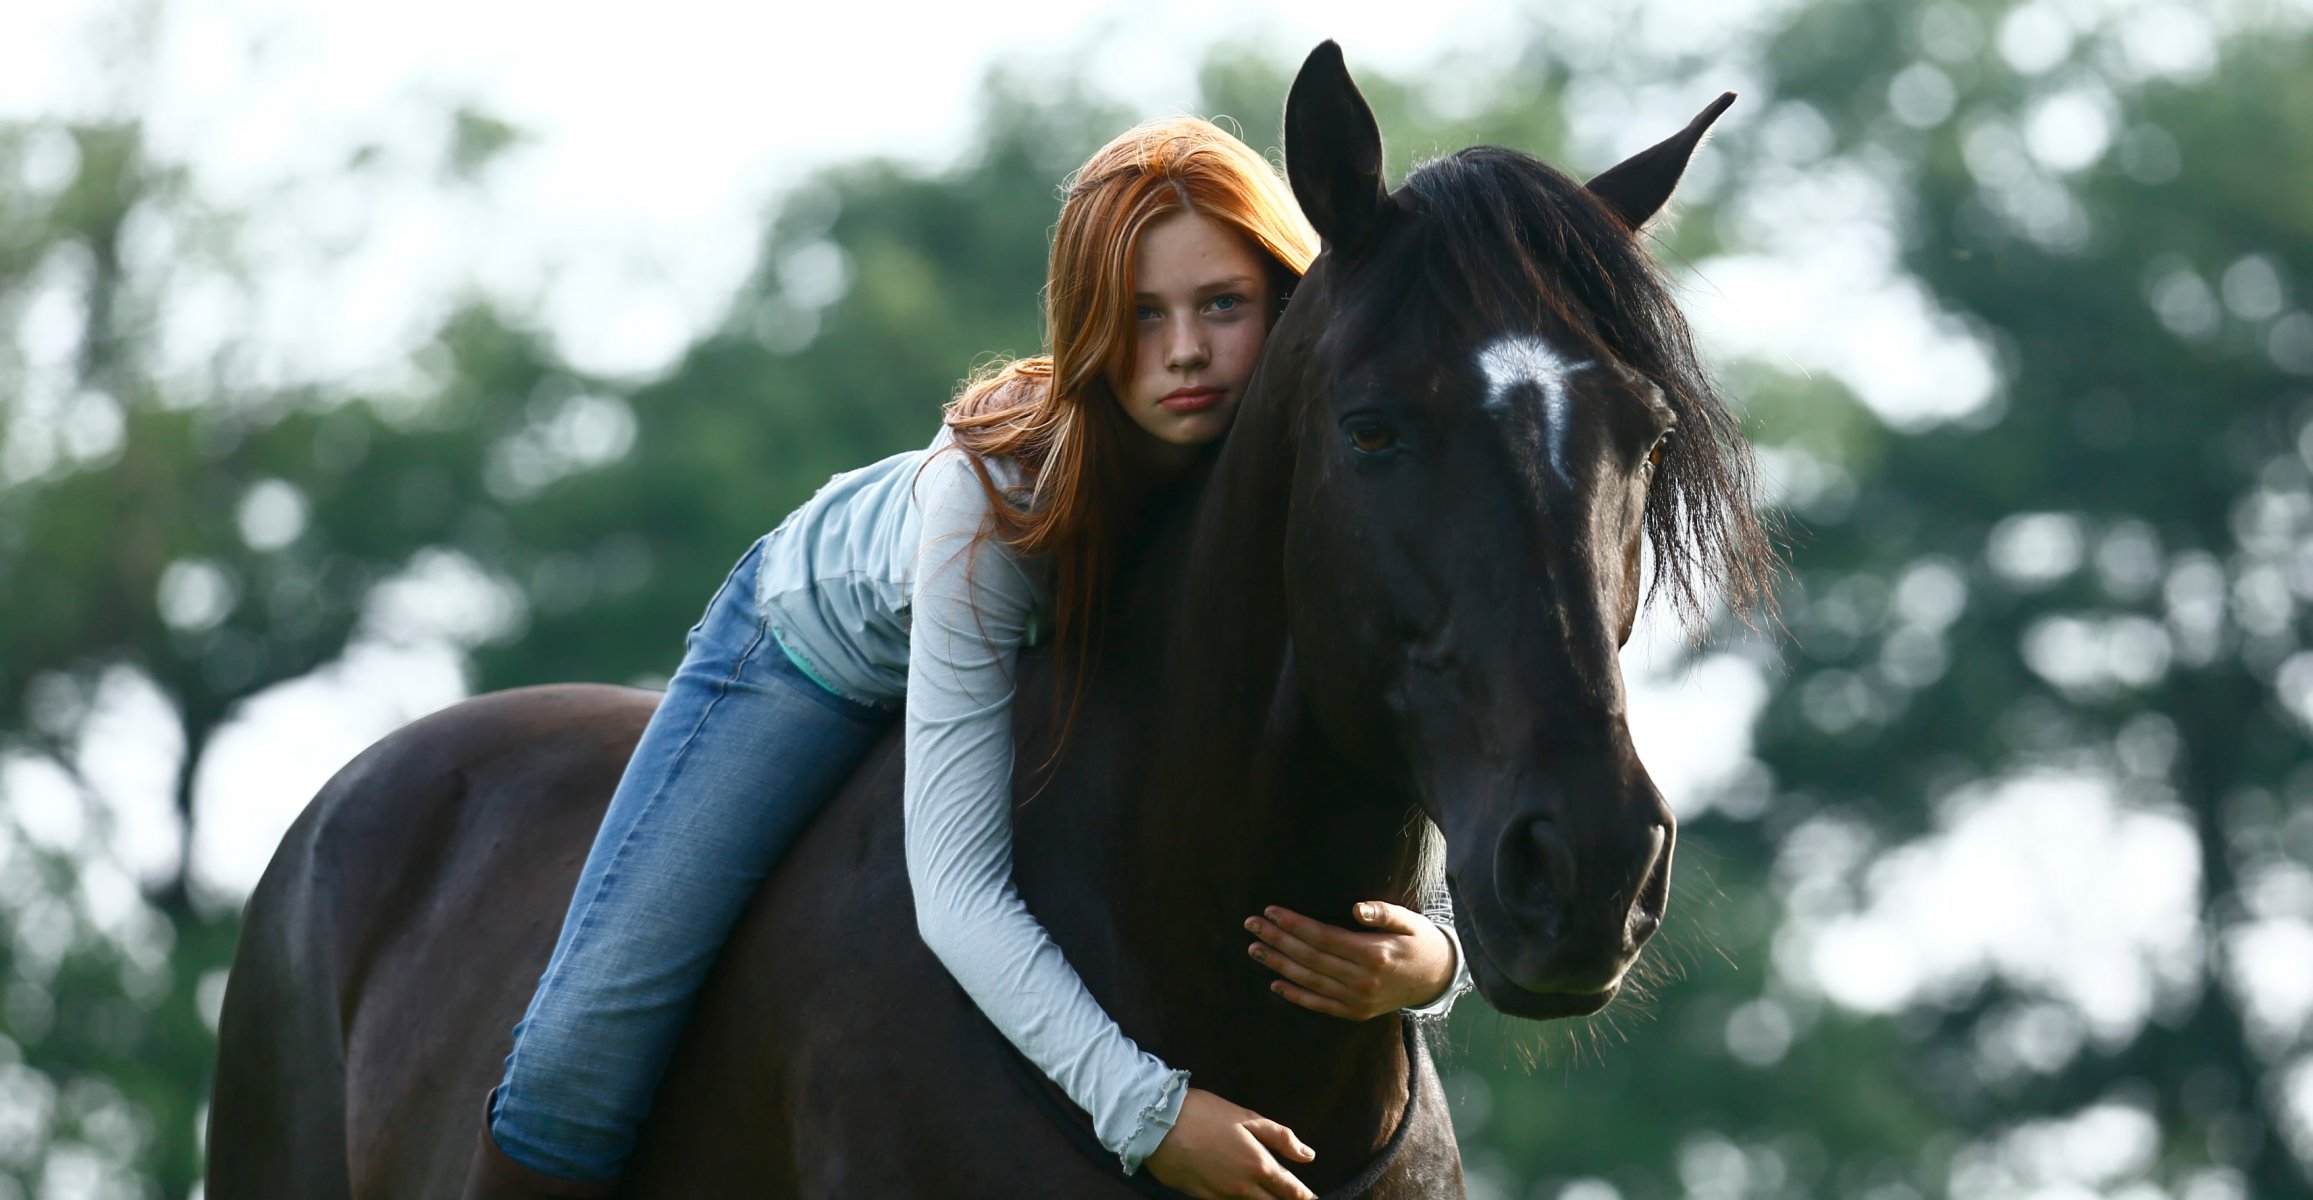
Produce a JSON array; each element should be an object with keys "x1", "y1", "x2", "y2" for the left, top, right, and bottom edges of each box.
[{"x1": 489, "y1": 535, "x2": 897, "y2": 1181}]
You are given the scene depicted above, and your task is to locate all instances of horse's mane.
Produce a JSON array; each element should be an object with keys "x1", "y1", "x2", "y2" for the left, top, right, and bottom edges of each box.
[{"x1": 1336, "y1": 145, "x2": 1779, "y2": 633}]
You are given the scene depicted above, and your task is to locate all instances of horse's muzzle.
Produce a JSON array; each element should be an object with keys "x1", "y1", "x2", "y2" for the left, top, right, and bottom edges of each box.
[{"x1": 1455, "y1": 781, "x2": 1674, "y2": 1007}]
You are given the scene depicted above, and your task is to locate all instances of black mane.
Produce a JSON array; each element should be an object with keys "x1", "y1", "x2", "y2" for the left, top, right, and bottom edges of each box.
[{"x1": 1338, "y1": 145, "x2": 1778, "y2": 630}]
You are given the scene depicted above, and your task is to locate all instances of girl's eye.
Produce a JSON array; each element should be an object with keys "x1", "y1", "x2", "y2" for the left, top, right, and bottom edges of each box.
[
  {"x1": 1209, "y1": 294, "x2": 1241, "y2": 312},
  {"x1": 1348, "y1": 424, "x2": 1399, "y2": 456},
  {"x1": 1136, "y1": 306, "x2": 1160, "y2": 321}
]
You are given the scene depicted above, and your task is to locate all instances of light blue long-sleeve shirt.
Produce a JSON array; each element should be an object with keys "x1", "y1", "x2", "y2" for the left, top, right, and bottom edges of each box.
[{"x1": 753, "y1": 425, "x2": 1470, "y2": 1172}]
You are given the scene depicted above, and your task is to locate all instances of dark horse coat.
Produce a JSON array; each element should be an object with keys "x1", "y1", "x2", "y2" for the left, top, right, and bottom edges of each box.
[{"x1": 208, "y1": 42, "x2": 1765, "y2": 1199}]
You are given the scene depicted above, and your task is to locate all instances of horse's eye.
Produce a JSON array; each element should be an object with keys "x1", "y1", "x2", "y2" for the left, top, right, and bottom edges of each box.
[
  {"x1": 1646, "y1": 432, "x2": 1672, "y2": 471},
  {"x1": 1348, "y1": 424, "x2": 1399, "y2": 456}
]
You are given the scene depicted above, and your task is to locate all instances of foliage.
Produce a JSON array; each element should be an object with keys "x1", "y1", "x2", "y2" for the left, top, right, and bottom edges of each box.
[{"x1": 1733, "y1": 4, "x2": 2313, "y2": 1194}]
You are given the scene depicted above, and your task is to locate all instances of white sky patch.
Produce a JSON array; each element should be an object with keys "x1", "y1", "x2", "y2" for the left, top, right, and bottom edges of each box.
[
  {"x1": 1685, "y1": 155, "x2": 2003, "y2": 430},
  {"x1": 1477, "y1": 334, "x2": 1592, "y2": 478},
  {"x1": 1775, "y1": 772, "x2": 2203, "y2": 1042},
  {"x1": 2283, "y1": 1055, "x2": 2313, "y2": 1174},
  {"x1": 1613, "y1": 527, "x2": 1772, "y2": 821},
  {"x1": 188, "y1": 639, "x2": 470, "y2": 906},
  {"x1": 182, "y1": 549, "x2": 524, "y2": 904},
  {"x1": 1623, "y1": 650, "x2": 1770, "y2": 819},
  {"x1": 2224, "y1": 856, "x2": 2313, "y2": 1054},
  {"x1": 1949, "y1": 1099, "x2": 2168, "y2": 1197},
  {"x1": 2227, "y1": 914, "x2": 2313, "y2": 1054},
  {"x1": 0, "y1": 0, "x2": 1534, "y2": 383},
  {"x1": 67, "y1": 667, "x2": 187, "y2": 891}
]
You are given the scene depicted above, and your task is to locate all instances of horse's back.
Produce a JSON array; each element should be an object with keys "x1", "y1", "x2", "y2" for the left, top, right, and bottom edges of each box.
[
  {"x1": 208, "y1": 683, "x2": 656, "y2": 1199},
  {"x1": 627, "y1": 733, "x2": 1150, "y2": 1197}
]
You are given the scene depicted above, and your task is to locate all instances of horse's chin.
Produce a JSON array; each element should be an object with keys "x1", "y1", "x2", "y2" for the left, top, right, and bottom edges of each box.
[
  {"x1": 1466, "y1": 948, "x2": 1624, "y2": 1020},
  {"x1": 1452, "y1": 898, "x2": 1634, "y2": 1020}
]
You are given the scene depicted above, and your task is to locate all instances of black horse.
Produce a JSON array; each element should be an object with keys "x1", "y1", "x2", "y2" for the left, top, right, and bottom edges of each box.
[{"x1": 207, "y1": 42, "x2": 1771, "y2": 1198}]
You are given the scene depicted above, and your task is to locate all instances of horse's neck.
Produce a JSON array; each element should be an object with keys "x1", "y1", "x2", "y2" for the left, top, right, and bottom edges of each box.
[
  {"x1": 1089, "y1": 401, "x2": 1423, "y2": 1167},
  {"x1": 1127, "y1": 643, "x2": 1425, "y2": 968}
]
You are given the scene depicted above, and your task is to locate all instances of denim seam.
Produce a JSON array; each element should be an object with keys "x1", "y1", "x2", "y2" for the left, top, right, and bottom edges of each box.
[{"x1": 500, "y1": 607, "x2": 771, "y2": 1110}]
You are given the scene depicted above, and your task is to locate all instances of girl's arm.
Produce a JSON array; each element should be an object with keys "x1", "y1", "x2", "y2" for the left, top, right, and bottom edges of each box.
[{"x1": 901, "y1": 452, "x2": 1186, "y2": 1172}]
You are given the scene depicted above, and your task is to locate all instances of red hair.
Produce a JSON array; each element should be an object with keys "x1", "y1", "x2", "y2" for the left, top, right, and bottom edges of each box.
[{"x1": 939, "y1": 115, "x2": 1318, "y2": 767}]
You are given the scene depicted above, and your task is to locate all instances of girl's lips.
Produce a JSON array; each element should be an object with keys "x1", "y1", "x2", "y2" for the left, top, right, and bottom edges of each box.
[{"x1": 1160, "y1": 388, "x2": 1225, "y2": 413}]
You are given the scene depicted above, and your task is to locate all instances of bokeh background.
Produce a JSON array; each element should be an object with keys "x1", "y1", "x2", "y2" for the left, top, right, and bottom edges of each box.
[{"x1": 4, "y1": 0, "x2": 2312, "y2": 1196}]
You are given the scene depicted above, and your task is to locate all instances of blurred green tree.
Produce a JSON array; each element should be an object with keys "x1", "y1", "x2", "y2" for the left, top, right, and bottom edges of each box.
[
  {"x1": 0, "y1": 107, "x2": 593, "y2": 1195},
  {"x1": 1724, "y1": 4, "x2": 2313, "y2": 1195}
]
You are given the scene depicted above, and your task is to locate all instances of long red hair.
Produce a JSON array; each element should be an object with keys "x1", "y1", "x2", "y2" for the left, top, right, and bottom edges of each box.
[{"x1": 940, "y1": 115, "x2": 1318, "y2": 765}]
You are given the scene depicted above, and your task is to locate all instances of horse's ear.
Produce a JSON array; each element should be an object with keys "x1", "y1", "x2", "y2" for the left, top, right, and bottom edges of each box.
[
  {"x1": 1285, "y1": 41, "x2": 1388, "y2": 253},
  {"x1": 1584, "y1": 92, "x2": 1737, "y2": 231}
]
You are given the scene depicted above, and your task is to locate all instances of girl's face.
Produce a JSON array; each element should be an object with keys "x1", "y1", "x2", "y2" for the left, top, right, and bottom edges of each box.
[{"x1": 1111, "y1": 210, "x2": 1278, "y2": 471}]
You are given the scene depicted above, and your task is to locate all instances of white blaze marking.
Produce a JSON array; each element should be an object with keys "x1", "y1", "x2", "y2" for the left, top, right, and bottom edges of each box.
[{"x1": 1477, "y1": 335, "x2": 1591, "y2": 478}]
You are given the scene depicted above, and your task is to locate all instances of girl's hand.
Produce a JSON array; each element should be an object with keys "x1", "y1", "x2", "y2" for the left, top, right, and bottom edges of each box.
[
  {"x1": 1143, "y1": 1087, "x2": 1317, "y2": 1200},
  {"x1": 1243, "y1": 902, "x2": 1456, "y2": 1020}
]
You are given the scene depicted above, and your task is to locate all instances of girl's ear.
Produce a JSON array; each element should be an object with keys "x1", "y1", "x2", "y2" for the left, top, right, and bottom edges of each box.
[
  {"x1": 1584, "y1": 92, "x2": 1737, "y2": 231},
  {"x1": 1285, "y1": 41, "x2": 1388, "y2": 255}
]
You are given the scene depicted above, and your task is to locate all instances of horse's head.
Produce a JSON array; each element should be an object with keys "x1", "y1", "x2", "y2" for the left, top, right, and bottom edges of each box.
[{"x1": 1266, "y1": 43, "x2": 1768, "y2": 1020}]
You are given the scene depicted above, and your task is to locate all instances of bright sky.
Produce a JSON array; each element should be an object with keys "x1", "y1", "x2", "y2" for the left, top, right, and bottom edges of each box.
[
  {"x1": 9, "y1": 3, "x2": 2299, "y2": 1185},
  {"x1": 3, "y1": 0, "x2": 1542, "y2": 386}
]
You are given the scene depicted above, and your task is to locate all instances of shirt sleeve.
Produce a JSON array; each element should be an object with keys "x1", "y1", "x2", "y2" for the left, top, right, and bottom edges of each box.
[
  {"x1": 1402, "y1": 879, "x2": 1475, "y2": 1020},
  {"x1": 901, "y1": 450, "x2": 1189, "y2": 1174}
]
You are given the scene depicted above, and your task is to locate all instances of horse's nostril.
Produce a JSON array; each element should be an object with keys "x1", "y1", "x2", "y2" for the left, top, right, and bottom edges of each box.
[
  {"x1": 1628, "y1": 823, "x2": 1672, "y2": 946},
  {"x1": 1523, "y1": 816, "x2": 1578, "y2": 902}
]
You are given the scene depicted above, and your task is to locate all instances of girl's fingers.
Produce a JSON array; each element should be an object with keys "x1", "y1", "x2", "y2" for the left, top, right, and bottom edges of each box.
[
  {"x1": 1352, "y1": 900, "x2": 1427, "y2": 936},
  {"x1": 1269, "y1": 979, "x2": 1363, "y2": 1019},
  {"x1": 1246, "y1": 912, "x2": 1368, "y2": 979},
  {"x1": 1242, "y1": 1117, "x2": 1316, "y2": 1199},
  {"x1": 1248, "y1": 941, "x2": 1360, "y2": 1001},
  {"x1": 1261, "y1": 906, "x2": 1371, "y2": 957},
  {"x1": 1257, "y1": 1161, "x2": 1319, "y2": 1200},
  {"x1": 1245, "y1": 1117, "x2": 1315, "y2": 1163}
]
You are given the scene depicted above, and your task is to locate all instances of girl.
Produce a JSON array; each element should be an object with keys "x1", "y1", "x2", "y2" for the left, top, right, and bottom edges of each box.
[{"x1": 465, "y1": 115, "x2": 1471, "y2": 1200}]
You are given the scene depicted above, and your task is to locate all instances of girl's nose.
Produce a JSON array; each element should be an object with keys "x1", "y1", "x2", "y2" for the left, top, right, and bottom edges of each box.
[{"x1": 1166, "y1": 323, "x2": 1209, "y2": 371}]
